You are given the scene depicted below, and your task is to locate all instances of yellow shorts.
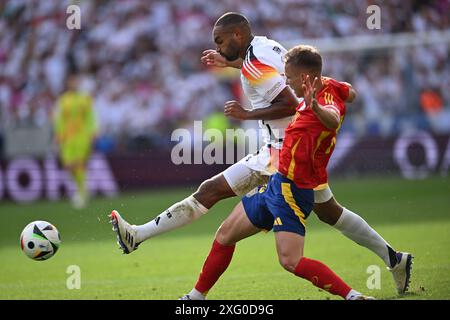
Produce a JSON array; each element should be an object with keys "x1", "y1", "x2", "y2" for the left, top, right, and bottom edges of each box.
[{"x1": 60, "y1": 140, "x2": 91, "y2": 166}]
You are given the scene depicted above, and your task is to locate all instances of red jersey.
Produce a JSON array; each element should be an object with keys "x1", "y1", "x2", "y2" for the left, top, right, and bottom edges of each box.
[{"x1": 277, "y1": 77, "x2": 349, "y2": 189}]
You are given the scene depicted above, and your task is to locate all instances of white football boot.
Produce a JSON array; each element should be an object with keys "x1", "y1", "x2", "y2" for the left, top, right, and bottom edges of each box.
[
  {"x1": 348, "y1": 295, "x2": 376, "y2": 300},
  {"x1": 109, "y1": 210, "x2": 139, "y2": 254},
  {"x1": 179, "y1": 294, "x2": 205, "y2": 300},
  {"x1": 179, "y1": 289, "x2": 206, "y2": 300},
  {"x1": 388, "y1": 252, "x2": 414, "y2": 294}
]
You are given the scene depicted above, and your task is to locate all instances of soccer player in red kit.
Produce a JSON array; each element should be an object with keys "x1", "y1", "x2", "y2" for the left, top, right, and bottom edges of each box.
[
  {"x1": 277, "y1": 76, "x2": 349, "y2": 189},
  {"x1": 180, "y1": 45, "x2": 377, "y2": 300}
]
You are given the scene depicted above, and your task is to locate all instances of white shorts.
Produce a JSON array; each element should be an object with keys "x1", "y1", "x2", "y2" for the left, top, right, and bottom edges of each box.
[
  {"x1": 223, "y1": 144, "x2": 335, "y2": 203},
  {"x1": 222, "y1": 144, "x2": 275, "y2": 196},
  {"x1": 313, "y1": 184, "x2": 334, "y2": 204}
]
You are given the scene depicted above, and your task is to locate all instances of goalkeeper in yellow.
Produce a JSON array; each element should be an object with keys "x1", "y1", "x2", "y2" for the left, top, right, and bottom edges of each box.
[{"x1": 54, "y1": 74, "x2": 98, "y2": 209}]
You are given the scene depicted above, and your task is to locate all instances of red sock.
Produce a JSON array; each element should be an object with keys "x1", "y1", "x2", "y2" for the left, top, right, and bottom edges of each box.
[
  {"x1": 194, "y1": 239, "x2": 235, "y2": 294},
  {"x1": 294, "y1": 257, "x2": 352, "y2": 299}
]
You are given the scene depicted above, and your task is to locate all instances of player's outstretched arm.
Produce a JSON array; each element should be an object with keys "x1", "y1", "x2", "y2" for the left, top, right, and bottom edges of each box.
[
  {"x1": 223, "y1": 87, "x2": 298, "y2": 121},
  {"x1": 201, "y1": 49, "x2": 243, "y2": 69}
]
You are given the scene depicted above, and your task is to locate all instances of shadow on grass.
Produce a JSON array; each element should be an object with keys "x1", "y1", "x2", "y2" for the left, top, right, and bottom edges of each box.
[{"x1": 379, "y1": 291, "x2": 422, "y2": 300}]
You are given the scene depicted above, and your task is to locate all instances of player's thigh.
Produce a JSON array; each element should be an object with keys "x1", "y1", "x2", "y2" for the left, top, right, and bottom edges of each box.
[
  {"x1": 313, "y1": 185, "x2": 343, "y2": 225},
  {"x1": 274, "y1": 231, "x2": 305, "y2": 272},
  {"x1": 216, "y1": 202, "x2": 261, "y2": 246},
  {"x1": 265, "y1": 174, "x2": 314, "y2": 237},
  {"x1": 222, "y1": 153, "x2": 270, "y2": 197}
]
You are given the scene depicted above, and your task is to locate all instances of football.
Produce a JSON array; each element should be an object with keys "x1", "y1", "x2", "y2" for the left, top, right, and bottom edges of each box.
[{"x1": 20, "y1": 221, "x2": 61, "y2": 261}]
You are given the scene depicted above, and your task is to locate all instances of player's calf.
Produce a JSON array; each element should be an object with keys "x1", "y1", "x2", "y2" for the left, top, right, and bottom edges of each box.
[
  {"x1": 133, "y1": 195, "x2": 209, "y2": 243},
  {"x1": 274, "y1": 232, "x2": 371, "y2": 300},
  {"x1": 193, "y1": 174, "x2": 236, "y2": 209},
  {"x1": 126, "y1": 174, "x2": 236, "y2": 245},
  {"x1": 294, "y1": 257, "x2": 375, "y2": 300}
]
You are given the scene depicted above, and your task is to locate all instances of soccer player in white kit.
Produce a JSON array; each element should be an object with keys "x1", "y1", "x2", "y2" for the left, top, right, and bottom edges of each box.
[{"x1": 110, "y1": 12, "x2": 412, "y2": 294}]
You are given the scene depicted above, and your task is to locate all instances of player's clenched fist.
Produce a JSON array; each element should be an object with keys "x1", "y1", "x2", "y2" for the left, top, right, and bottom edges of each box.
[{"x1": 224, "y1": 100, "x2": 249, "y2": 120}]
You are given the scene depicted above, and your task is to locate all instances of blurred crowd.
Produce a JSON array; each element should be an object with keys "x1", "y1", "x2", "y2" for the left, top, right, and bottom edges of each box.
[{"x1": 0, "y1": 0, "x2": 449, "y2": 154}]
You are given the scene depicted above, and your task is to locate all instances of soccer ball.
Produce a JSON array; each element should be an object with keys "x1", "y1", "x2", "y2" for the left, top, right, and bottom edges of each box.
[{"x1": 20, "y1": 221, "x2": 61, "y2": 261}]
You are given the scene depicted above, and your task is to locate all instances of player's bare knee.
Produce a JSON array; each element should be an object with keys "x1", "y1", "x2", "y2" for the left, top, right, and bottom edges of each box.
[
  {"x1": 195, "y1": 178, "x2": 227, "y2": 205},
  {"x1": 195, "y1": 178, "x2": 213, "y2": 196},
  {"x1": 215, "y1": 222, "x2": 234, "y2": 246},
  {"x1": 278, "y1": 254, "x2": 298, "y2": 273}
]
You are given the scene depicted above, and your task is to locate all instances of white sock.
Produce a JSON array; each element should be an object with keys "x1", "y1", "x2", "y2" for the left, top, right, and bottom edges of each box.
[
  {"x1": 134, "y1": 195, "x2": 208, "y2": 242},
  {"x1": 188, "y1": 288, "x2": 205, "y2": 300},
  {"x1": 334, "y1": 208, "x2": 393, "y2": 267},
  {"x1": 345, "y1": 289, "x2": 361, "y2": 300}
]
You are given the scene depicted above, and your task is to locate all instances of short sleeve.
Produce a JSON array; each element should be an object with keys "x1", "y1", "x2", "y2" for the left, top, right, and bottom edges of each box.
[
  {"x1": 335, "y1": 81, "x2": 350, "y2": 102},
  {"x1": 241, "y1": 46, "x2": 287, "y2": 103}
]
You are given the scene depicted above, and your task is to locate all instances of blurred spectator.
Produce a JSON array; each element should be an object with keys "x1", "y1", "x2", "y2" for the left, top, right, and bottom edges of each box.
[
  {"x1": 0, "y1": 0, "x2": 449, "y2": 157},
  {"x1": 421, "y1": 88, "x2": 443, "y2": 115},
  {"x1": 420, "y1": 88, "x2": 450, "y2": 133}
]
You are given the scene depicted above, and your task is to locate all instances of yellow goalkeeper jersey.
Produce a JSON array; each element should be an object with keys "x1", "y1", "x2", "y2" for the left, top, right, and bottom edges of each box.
[{"x1": 54, "y1": 91, "x2": 97, "y2": 144}]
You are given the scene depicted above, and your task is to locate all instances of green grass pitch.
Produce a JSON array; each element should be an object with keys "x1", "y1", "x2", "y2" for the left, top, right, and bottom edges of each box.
[{"x1": 0, "y1": 176, "x2": 449, "y2": 300}]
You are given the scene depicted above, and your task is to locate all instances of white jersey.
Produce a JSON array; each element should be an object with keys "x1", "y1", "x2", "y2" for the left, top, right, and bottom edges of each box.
[
  {"x1": 223, "y1": 37, "x2": 330, "y2": 199},
  {"x1": 240, "y1": 36, "x2": 296, "y2": 144}
]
